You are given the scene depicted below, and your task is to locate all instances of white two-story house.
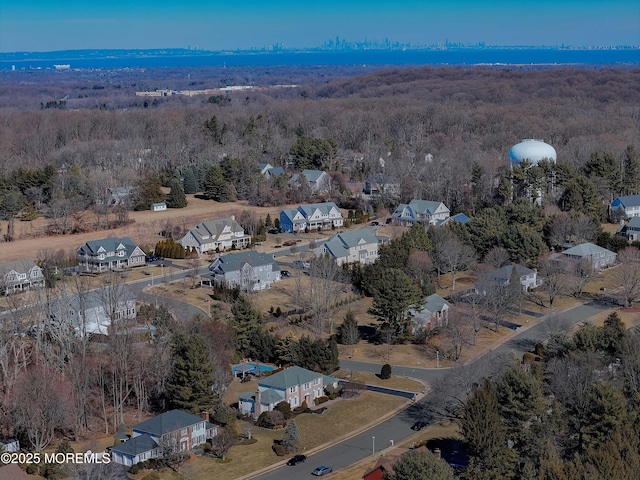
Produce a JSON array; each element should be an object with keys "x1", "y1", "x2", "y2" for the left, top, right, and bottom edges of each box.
[
  {"x1": 180, "y1": 216, "x2": 251, "y2": 254},
  {"x1": 280, "y1": 202, "x2": 343, "y2": 232},
  {"x1": 0, "y1": 259, "x2": 45, "y2": 295},
  {"x1": 391, "y1": 199, "x2": 450, "y2": 226},
  {"x1": 238, "y1": 366, "x2": 339, "y2": 418},
  {"x1": 77, "y1": 237, "x2": 146, "y2": 273},
  {"x1": 316, "y1": 228, "x2": 379, "y2": 266}
]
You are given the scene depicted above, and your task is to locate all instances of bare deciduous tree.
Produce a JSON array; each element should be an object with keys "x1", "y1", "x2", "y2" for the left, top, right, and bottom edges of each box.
[{"x1": 615, "y1": 247, "x2": 640, "y2": 307}]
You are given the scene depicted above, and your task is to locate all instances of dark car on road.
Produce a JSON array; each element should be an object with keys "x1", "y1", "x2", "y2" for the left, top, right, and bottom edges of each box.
[
  {"x1": 311, "y1": 465, "x2": 332, "y2": 476},
  {"x1": 411, "y1": 419, "x2": 428, "y2": 430},
  {"x1": 268, "y1": 228, "x2": 280, "y2": 234},
  {"x1": 286, "y1": 454, "x2": 306, "y2": 466}
]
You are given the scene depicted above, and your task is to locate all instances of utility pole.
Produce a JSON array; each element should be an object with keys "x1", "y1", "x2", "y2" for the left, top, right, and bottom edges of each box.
[{"x1": 372, "y1": 436, "x2": 375, "y2": 455}]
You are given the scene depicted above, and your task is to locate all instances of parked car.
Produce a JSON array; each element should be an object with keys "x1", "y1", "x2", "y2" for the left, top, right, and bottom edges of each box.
[
  {"x1": 268, "y1": 228, "x2": 280, "y2": 234},
  {"x1": 286, "y1": 454, "x2": 307, "y2": 466},
  {"x1": 293, "y1": 260, "x2": 310, "y2": 269},
  {"x1": 281, "y1": 270, "x2": 291, "y2": 278},
  {"x1": 411, "y1": 419, "x2": 428, "y2": 431},
  {"x1": 311, "y1": 465, "x2": 333, "y2": 476},
  {"x1": 370, "y1": 221, "x2": 379, "y2": 226}
]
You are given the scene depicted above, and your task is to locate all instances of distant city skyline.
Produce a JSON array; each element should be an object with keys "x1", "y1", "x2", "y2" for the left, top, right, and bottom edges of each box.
[{"x1": 1, "y1": 1, "x2": 638, "y2": 53}]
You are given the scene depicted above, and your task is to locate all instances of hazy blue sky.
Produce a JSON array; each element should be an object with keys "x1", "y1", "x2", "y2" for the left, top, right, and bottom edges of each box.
[{"x1": 1, "y1": 0, "x2": 638, "y2": 52}]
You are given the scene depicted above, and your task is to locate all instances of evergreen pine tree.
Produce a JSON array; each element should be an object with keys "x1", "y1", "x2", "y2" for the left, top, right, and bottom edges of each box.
[
  {"x1": 203, "y1": 164, "x2": 230, "y2": 202},
  {"x1": 166, "y1": 332, "x2": 214, "y2": 413},
  {"x1": 166, "y1": 178, "x2": 187, "y2": 208},
  {"x1": 281, "y1": 420, "x2": 301, "y2": 453},
  {"x1": 623, "y1": 145, "x2": 640, "y2": 195},
  {"x1": 183, "y1": 167, "x2": 198, "y2": 194},
  {"x1": 385, "y1": 449, "x2": 455, "y2": 480},
  {"x1": 265, "y1": 213, "x2": 273, "y2": 227}
]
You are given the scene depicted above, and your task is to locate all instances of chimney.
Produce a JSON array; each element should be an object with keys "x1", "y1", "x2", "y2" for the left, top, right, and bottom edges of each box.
[
  {"x1": 202, "y1": 411, "x2": 209, "y2": 422},
  {"x1": 230, "y1": 214, "x2": 235, "y2": 221},
  {"x1": 433, "y1": 448, "x2": 441, "y2": 459},
  {"x1": 255, "y1": 388, "x2": 261, "y2": 418}
]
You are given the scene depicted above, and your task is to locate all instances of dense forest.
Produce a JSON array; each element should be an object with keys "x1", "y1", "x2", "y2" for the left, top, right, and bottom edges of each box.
[{"x1": 0, "y1": 66, "x2": 638, "y2": 248}]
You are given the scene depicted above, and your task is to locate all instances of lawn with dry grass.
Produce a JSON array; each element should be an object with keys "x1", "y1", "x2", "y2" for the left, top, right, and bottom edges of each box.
[{"x1": 177, "y1": 391, "x2": 408, "y2": 480}]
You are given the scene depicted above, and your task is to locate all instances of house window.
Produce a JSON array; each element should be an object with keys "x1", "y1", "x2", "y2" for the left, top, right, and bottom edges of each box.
[
  {"x1": 304, "y1": 382, "x2": 310, "y2": 390},
  {"x1": 181, "y1": 428, "x2": 188, "y2": 436},
  {"x1": 289, "y1": 386, "x2": 297, "y2": 393}
]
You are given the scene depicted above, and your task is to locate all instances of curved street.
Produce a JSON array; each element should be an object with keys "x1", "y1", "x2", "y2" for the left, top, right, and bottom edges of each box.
[{"x1": 252, "y1": 301, "x2": 610, "y2": 480}]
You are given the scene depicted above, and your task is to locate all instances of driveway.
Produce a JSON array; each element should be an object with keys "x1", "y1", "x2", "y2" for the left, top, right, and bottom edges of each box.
[{"x1": 251, "y1": 301, "x2": 610, "y2": 480}]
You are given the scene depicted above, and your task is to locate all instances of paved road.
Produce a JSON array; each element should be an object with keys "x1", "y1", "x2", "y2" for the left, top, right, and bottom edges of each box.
[{"x1": 254, "y1": 301, "x2": 610, "y2": 480}]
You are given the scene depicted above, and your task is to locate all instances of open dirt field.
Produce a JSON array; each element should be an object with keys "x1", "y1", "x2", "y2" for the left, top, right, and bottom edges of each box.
[{"x1": 0, "y1": 195, "x2": 289, "y2": 263}]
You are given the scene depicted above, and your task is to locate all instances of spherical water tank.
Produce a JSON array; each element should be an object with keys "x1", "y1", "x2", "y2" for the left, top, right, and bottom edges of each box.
[{"x1": 509, "y1": 139, "x2": 557, "y2": 166}]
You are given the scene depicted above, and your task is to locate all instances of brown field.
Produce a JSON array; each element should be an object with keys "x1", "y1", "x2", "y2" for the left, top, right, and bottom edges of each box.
[{"x1": 0, "y1": 195, "x2": 289, "y2": 263}]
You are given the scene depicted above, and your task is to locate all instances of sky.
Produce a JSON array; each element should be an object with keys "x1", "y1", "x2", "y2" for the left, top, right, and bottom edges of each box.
[{"x1": 1, "y1": 0, "x2": 639, "y2": 53}]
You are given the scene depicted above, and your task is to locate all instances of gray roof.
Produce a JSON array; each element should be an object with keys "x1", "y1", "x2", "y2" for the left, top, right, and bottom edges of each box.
[
  {"x1": 422, "y1": 293, "x2": 449, "y2": 313},
  {"x1": 612, "y1": 194, "x2": 640, "y2": 208},
  {"x1": 322, "y1": 229, "x2": 378, "y2": 259},
  {"x1": 186, "y1": 217, "x2": 246, "y2": 246},
  {"x1": 260, "y1": 388, "x2": 285, "y2": 405},
  {"x1": 133, "y1": 410, "x2": 209, "y2": 437},
  {"x1": 365, "y1": 173, "x2": 399, "y2": 184},
  {"x1": 258, "y1": 366, "x2": 323, "y2": 390},
  {"x1": 297, "y1": 202, "x2": 340, "y2": 218},
  {"x1": 110, "y1": 433, "x2": 157, "y2": 457},
  {"x1": 267, "y1": 166, "x2": 285, "y2": 177},
  {"x1": 562, "y1": 242, "x2": 615, "y2": 257},
  {"x1": 0, "y1": 259, "x2": 39, "y2": 276},
  {"x1": 77, "y1": 237, "x2": 142, "y2": 260},
  {"x1": 209, "y1": 250, "x2": 280, "y2": 274},
  {"x1": 392, "y1": 199, "x2": 449, "y2": 219},
  {"x1": 493, "y1": 264, "x2": 534, "y2": 281},
  {"x1": 53, "y1": 286, "x2": 136, "y2": 315},
  {"x1": 299, "y1": 169, "x2": 326, "y2": 183}
]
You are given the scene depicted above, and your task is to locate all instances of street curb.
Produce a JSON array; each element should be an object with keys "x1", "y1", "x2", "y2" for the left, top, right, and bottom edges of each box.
[{"x1": 235, "y1": 389, "x2": 429, "y2": 480}]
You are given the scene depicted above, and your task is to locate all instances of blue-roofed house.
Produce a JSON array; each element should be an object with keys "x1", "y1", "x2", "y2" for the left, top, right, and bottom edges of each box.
[
  {"x1": 616, "y1": 217, "x2": 640, "y2": 242},
  {"x1": 316, "y1": 228, "x2": 379, "y2": 266},
  {"x1": 77, "y1": 237, "x2": 146, "y2": 273},
  {"x1": 391, "y1": 199, "x2": 450, "y2": 226},
  {"x1": 203, "y1": 250, "x2": 281, "y2": 291},
  {"x1": 410, "y1": 293, "x2": 450, "y2": 331},
  {"x1": 288, "y1": 169, "x2": 332, "y2": 194},
  {"x1": 280, "y1": 202, "x2": 343, "y2": 232},
  {"x1": 611, "y1": 195, "x2": 640, "y2": 220},
  {"x1": 259, "y1": 162, "x2": 286, "y2": 178},
  {"x1": 442, "y1": 212, "x2": 470, "y2": 225},
  {"x1": 110, "y1": 410, "x2": 218, "y2": 466},
  {"x1": 238, "y1": 366, "x2": 339, "y2": 418}
]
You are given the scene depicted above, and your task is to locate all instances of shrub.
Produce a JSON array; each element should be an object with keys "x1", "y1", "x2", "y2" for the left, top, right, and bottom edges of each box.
[
  {"x1": 275, "y1": 401, "x2": 293, "y2": 420},
  {"x1": 534, "y1": 343, "x2": 545, "y2": 356},
  {"x1": 257, "y1": 410, "x2": 285, "y2": 428},
  {"x1": 523, "y1": 352, "x2": 535, "y2": 364},
  {"x1": 128, "y1": 463, "x2": 142, "y2": 475},
  {"x1": 272, "y1": 444, "x2": 286, "y2": 456},
  {"x1": 380, "y1": 363, "x2": 392, "y2": 379},
  {"x1": 315, "y1": 396, "x2": 329, "y2": 405}
]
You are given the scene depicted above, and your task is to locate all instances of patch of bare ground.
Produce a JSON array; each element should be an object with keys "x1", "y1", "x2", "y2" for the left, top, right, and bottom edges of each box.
[{"x1": 0, "y1": 195, "x2": 288, "y2": 263}]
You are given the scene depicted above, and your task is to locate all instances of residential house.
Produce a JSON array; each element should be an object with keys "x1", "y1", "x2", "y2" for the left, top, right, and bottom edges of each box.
[
  {"x1": 475, "y1": 264, "x2": 542, "y2": 295},
  {"x1": 180, "y1": 216, "x2": 251, "y2": 254},
  {"x1": 51, "y1": 286, "x2": 137, "y2": 336},
  {"x1": 77, "y1": 237, "x2": 146, "y2": 273},
  {"x1": 363, "y1": 173, "x2": 400, "y2": 198},
  {"x1": 288, "y1": 169, "x2": 332, "y2": 194},
  {"x1": 316, "y1": 228, "x2": 379, "y2": 265},
  {"x1": 150, "y1": 201, "x2": 167, "y2": 212},
  {"x1": 258, "y1": 162, "x2": 285, "y2": 178},
  {"x1": 363, "y1": 447, "x2": 441, "y2": 480},
  {"x1": 96, "y1": 186, "x2": 133, "y2": 206},
  {"x1": 203, "y1": 250, "x2": 281, "y2": 291},
  {"x1": 610, "y1": 194, "x2": 640, "y2": 219},
  {"x1": 557, "y1": 242, "x2": 617, "y2": 270},
  {"x1": 280, "y1": 202, "x2": 343, "y2": 232},
  {"x1": 111, "y1": 410, "x2": 218, "y2": 466},
  {"x1": 0, "y1": 259, "x2": 45, "y2": 295},
  {"x1": 391, "y1": 199, "x2": 450, "y2": 226},
  {"x1": 441, "y1": 212, "x2": 471, "y2": 225},
  {"x1": 616, "y1": 217, "x2": 640, "y2": 241},
  {"x1": 410, "y1": 294, "x2": 450, "y2": 331},
  {"x1": 239, "y1": 366, "x2": 339, "y2": 418}
]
